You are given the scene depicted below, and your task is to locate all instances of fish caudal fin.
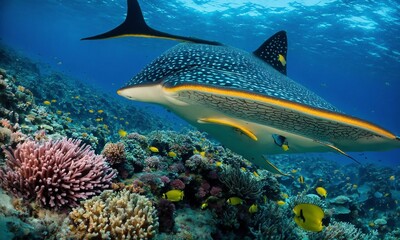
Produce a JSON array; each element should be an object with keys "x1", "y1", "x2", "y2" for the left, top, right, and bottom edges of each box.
[{"x1": 82, "y1": 0, "x2": 221, "y2": 45}]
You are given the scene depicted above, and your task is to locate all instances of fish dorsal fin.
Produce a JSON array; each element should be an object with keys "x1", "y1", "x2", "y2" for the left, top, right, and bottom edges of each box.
[
  {"x1": 82, "y1": 0, "x2": 221, "y2": 45},
  {"x1": 253, "y1": 31, "x2": 288, "y2": 75}
]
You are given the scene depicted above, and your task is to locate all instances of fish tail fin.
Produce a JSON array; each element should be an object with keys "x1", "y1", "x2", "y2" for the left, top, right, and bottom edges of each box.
[
  {"x1": 82, "y1": 0, "x2": 221, "y2": 45},
  {"x1": 82, "y1": 0, "x2": 153, "y2": 40}
]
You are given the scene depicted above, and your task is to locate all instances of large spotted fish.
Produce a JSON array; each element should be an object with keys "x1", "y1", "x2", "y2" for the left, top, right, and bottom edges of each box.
[{"x1": 84, "y1": 0, "x2": 400, "y2": 174}]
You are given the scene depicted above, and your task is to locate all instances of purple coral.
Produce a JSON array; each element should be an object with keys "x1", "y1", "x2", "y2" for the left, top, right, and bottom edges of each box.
[
  {"x1": 157, "y1": 198, "x2": 176, "y2": 233},
  {"x1": 170, "y1": 179, "x2": 185, "y2": 190},
  {"x1": 0, "y1": 138, "x2": 116, "y2": 210}
]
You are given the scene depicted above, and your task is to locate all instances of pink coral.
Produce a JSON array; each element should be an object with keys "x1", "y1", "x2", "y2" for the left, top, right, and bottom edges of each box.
[
  {"x1": 210, "y1": 186, "x2": 222, "y2": 197},
  {"x1": 170, "y1": 179, "x2": 185, "y2": 190},
  {"x1": 0, "y1": 138, "x2": 116, "y2": 210}
]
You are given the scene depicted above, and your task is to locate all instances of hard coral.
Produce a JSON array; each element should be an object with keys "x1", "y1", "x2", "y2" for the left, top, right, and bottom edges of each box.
[
  {"x1": 68, "y1": 189, "x2": 158, "y2": 239},
  {"x1": 219, "y1": 165, "x2": 265, "y2": 200},
  {"x1": 101, "y1": 142, "x2": 126, "y2": 165},
  {"x1": 0, "y1": 138, "x2": 116, "y2": 210}
]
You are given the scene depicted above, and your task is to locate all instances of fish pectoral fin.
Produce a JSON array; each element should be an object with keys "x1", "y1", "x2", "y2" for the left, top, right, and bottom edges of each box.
[
  {"x1": 82, "y1": 0, "x2": 221, "y2": 45},
  {"x1": 313, "y1": 139, "x2": 361, "y2": 165},
  {"x1": 198, "y1": 118, "x2": 258, "y2": 141},
  {"x1": 262, "y1": 156, "x2": 288, "y2": 176}
]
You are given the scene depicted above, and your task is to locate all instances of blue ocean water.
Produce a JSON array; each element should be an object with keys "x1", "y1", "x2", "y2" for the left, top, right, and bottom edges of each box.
[{"x1": 0, "y1": 0, "x2": 399, "y2": 165}]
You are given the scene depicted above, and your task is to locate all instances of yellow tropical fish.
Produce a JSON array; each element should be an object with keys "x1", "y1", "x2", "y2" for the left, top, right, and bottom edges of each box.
[
  {"x1": 249, "y1": 204, "x2": 258, "y2": 213},
  {"x1": 168, "y1": 151, "x2": 177, "y2": 158},
  {"x1": 389, "y1": 175, "x2": 395, "y2": 181},
  {"x1": 95, "y1": 118, "x2": 103, "y2": 122},
  {"x1": 277, "y1": 200, "x2": 286, "y2": 206},
  {"x1": 43, "y1": 100, "x2": 51, "y2": 105},
  {"x1": 291, "y1": 169, "x2": 298, "y2": 174},
  {"x1": 51, "y1": 99, "x2": 57, "y2": 103},
  {"x1": 293, "y1": 203, "x2": 324, "y2": 232},
  {"x1": 163, "y1": 190, "x2": 184, "y2": 202},
  {"x1": 200, "y1": 151, "x2": 206, "y2": 157},
  {"x1": 97, "y1": 109, "x2": 104, "y2": 114},
  {"x1": 281, "y1": 193, "x2": 289, "y2": 199},
  {"x1": 56, "y1": 110, "x2": 62, "y2": 115},
  {"x1": 201, "y1": 202, "x2": 208, "y2": 210},
  {"x1": 282, "y1": 143, "x2": 289, "y2": 151},
  {"x1": 118, "y1": 129, "x2": 128, "y2": 138},
  {"x1": 227, "y1": 197, "x2": 243, "y2": 206},
  {"x1": 241, "y1": 167, "x2": 247, "y2": 172},
  {"x1": 88, "y1": 109, "x2": 94, "y2": 113},
  {"x1": 278, "y1": 54, "x2": 286, "y2": 66},
  {"x1": 316, "y1": 187, "x2": 327, "y2": 198},
  {"x1": 149, "y1": 146, "x2": 159, "y2": 153},
  {"x1": 298, "y1": 176, "x2": 305, "y2": 184},
  {"x1": 215, "y1": 161, "x2": 223, "y2": 167}
]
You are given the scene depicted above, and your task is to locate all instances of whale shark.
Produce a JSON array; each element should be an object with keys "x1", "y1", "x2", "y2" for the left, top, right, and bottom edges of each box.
[{"x1": 83, "y1": 0, "x2": 400, "y2": 174}]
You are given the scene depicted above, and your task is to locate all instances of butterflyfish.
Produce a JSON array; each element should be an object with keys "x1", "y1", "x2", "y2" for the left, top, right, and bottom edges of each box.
[
  {"x1": 316, "y1": 187, "x2": 327, "y2": 198},
  {"x1": 163, "y1": 190, "x2": 184, "y2": 202},
  {"x1": 227, "y1": 197, "x2": 243, "y2": 205},
  {"x1": 293, "y1": 203, "x2": 324, "y2": 232}
]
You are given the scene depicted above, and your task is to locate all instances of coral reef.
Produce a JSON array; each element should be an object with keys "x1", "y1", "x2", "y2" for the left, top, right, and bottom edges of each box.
[
  {"x1": 68, "y1": 189, "x2": 158, "y2": 239},
  {"x1": 219, "y1": 165, "x2": 266, "y2": 200},
  {"x1": 0, "y1": 138, "x2": 116, "y2": 210}
]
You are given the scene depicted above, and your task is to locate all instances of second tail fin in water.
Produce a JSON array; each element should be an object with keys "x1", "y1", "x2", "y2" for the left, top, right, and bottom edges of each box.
[{"x1": 82, "y1": 0, "x2": 221, "y2": 45}]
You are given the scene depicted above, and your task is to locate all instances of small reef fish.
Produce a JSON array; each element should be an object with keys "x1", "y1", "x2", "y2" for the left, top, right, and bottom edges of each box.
[
  {"x1": 97, "y1": 110, "x2": 104, "y2": 114},
  {"x1": 227, "y1": 197, "x2": 243, "y2": 206},
  {"x1": 241, "y1": 167, "x2": 247, "y2": 172},
  {"x1": 276, "y1": 200, "x2": 286, "y2": 206},
  {"x1": 293, "y1": 203, "x2": 324, "y2": 232},
  {"x1": 51, "y1": 99, "x2": 57, "y2": 103},
  {"x1": 291, "y1": 169, "x2": 298, "y2": 174},
  {"x1": 215, "y1": 161, "x2": 223, "y2": 167},
  {"x1": 200, "y1": 151, "x2": 206, "y2": 157},
  {"x1": 43, "y1": 100, "x2": 51, "y2": 105},
  {"x1": 118, "y1": 129, "x2": 128, "y2": 138},
  {"x1": 56, "y1": 110, "x2": 62, "y2": 115},
  {"x1": 298, "y1": 176, "x2": 305, "y2": 184},
  {"x1": 248, "y1": 204, "x2": 258, "y2": 213},
  {"x1": 316, "y1": 187, "x2": 327, "y2": 198},
  {"x1": 88, "y1": 109, "x2": 94, "y2": 113},
  {"x1": 167, "y1": 151, "x2": 177, "y2": 158},
  {"x1": 278, "y1": 54, "x2": 286, "y2": 66},
  {"x1": 149, "y1": 146, "x2": 159, "y2": 153},
  {"x1": 281, "y1": 193, "x2": 289, "y2": 199},
  {"x1": 201, "y1": 202, "x2": 208, "y2": 210},
  {"x1": 389, "y1": 175, "x2": 395, "y2": 181},
  {"x1": 95, "y1": 118, "x2": 103, "y2": 122},
  {"x1": 253, "y1": 171, "x2": 259, "y2": 177},
  {"x1": 163, "y1": 190, "x2": 184, "y2": 202}
]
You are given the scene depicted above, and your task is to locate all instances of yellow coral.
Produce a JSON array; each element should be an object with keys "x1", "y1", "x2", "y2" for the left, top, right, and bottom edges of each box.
[{"x1": 68, "y1": 189, "x2": 158, "y2": 239}]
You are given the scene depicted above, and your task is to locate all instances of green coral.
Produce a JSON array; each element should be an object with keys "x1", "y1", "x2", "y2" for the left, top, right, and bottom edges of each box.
[{"x1": 219, "y1": 165, "x2": 265, "y2": 200}]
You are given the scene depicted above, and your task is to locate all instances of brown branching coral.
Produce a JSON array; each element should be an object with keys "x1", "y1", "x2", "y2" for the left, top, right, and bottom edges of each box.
[
  {"x1": 101, "y1": 142, "x2": 127, "y2": 165},
  {"x1": 68, "y1": 189, "x2": 158, "y2": 239},
  {"x1": 0, "y1": 138, "x2": 116, "y2": 210}
]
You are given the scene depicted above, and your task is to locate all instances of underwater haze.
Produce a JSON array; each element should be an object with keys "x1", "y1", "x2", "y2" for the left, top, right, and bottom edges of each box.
[
  {"x1": 1, "y1": 0, "x2": 399, "y2": 164},
  {"x1": 1, "y1": 0, "x2": 400, "y2": 239}
]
